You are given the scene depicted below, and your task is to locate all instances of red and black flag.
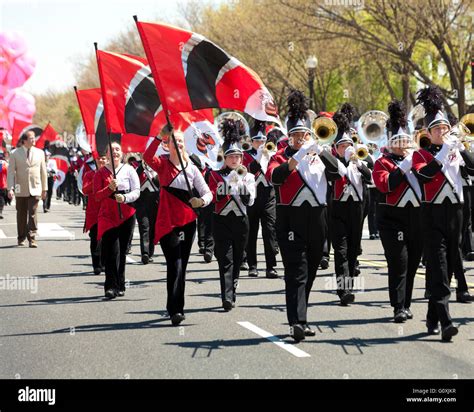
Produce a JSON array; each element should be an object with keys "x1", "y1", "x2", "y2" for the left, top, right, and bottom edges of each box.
[
  {"x1": 134, "y1": 19, "x2": 280, "y2": 124},
  {"x1": 11, "y1": 118, "x2": 43, "y2": 147},
  {"x1": 37, "y1": 122, "x2": 59, "y2": 150},
  {"x1": 47, "y1": 140, "x2": 70, "y2": 190},
  {"x1": 95, "y1": 49, "x2": 167, "y2": 138}
]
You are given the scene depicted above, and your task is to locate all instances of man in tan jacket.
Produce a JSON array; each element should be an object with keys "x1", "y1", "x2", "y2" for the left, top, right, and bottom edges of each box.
[{"x1": 7, "y1": 131, "x2": 47, "y2": 247}]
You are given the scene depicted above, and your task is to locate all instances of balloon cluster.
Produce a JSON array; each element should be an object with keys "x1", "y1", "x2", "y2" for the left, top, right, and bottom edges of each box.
[{"x1": 0, "y1": 31, "x2": 36, "y2": 134}]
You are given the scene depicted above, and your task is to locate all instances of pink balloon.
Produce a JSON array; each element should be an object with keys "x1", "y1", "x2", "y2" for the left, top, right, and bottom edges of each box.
[
  {"x1": 0, "y1": 31, "x2": 36, "y2": 94},
  {"x1": 0, "y1": 88, "x2": 35, "y2": 132}
]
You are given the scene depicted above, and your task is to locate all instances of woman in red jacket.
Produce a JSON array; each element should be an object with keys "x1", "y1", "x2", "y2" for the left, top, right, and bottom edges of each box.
[
  {"x1": 94, "y1": 142, "x2": 140, "y2": 299},
  {"x1": 143, "y1": 131, "x2": 212, "y2": 326},
  {"x1": 82, "y1": 153, "x2": 107, "y2": 275}
]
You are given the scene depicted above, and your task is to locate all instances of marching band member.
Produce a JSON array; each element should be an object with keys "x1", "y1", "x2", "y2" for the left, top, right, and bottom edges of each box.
[
  {"x1": 94, "y1": 142, "x2": 140, "y2": 299},
  {"x1": 331, "y1": 111, "x2": 372, "y2": 306},
  {"x1": 242, "y1": 119, "x2": 278, "y2": 279},
  {"x1": 133, "y1": 158, "x2": 160, "y2": 265},
  {"x1": 412, "y1": 86, "x2": 474, "y2": 341},
  {"x1": 82, "y1": 152, "x2": 107, "y2": 275},
  {"x1": 266, "y1": 90, "x2": 342, "y2": 342},
  {"x1": 373, "y1": 100, "x2": 423, "y2": 323},
  {"x1": 208, "y1": 119, "x2": 256, "y2": 310},
  {"x1": 143, "y1": 130, "x2": 212, "y2": 326}
]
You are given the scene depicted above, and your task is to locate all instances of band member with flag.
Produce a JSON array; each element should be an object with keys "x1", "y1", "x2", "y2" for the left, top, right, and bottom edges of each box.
[
  {"x1": 134, "y1": 157, "x2": 160, "y2": 264},
  {"x1": 94, "y1": 141, "x2": 140, "y2": 299},
  {"x1": 208, "y1": 119, "x2": 256, "y2": 311},
  {"x1": 242, "y1": 119, "x2": 279, "y2": 279},
  {"x1": 412, "y1": 86, "x2": 474, "y2": 341},
  {"x1": 266, "y1": 90, "x2": 342, "y2": 342},
  {"x1": 373, "y1": 100, "x2": 423, "y2": 323},
  {"x1": 331, "y1": 111, "x2": 372, "y2": 306},
  {"x1": 82, "y1": 152, "x2": 107, "y2": 275},
  {"x1": 143, "y1": 130, "x2": 212, "y2": 326}
]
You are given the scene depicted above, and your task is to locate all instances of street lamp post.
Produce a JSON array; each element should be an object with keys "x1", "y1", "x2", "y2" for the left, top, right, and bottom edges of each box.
[{"x1": 305, "y1": 55, "x2": 318, "y2": 112}]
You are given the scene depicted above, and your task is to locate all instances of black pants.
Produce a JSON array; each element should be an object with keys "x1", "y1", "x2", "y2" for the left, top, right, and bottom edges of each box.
[
  {"x1": 44, "y1": 176, "x2": 54, "y2": 211},
  {"x1": 422, "y1": 201, "x2": 462, "y2": 328},
  {"x1": 368, "y1": 187, "x2": 378, "y2": 236},
  {"x1": 331, "y1": 199, "x2": 364, "y2": 296},
  {"x1": 102, "y1": 216, "x2": 135, "y2": 293},
  {"x1": 89, "y1": 223, "x2": 103, "y2": 271},
  {"x1": 461, "y1": 185, "x2": 473, "y2": 256},
  {"x1": 160, "y1": 220, "x2": 196, "y2": 317},
  {"x1": 135, "y1": 190, "x2": 159, "y2": 257},
  {"x1": 377, "y1": 205, "x2": 423, "y2": 310},
  {"x1": 276, "y1": 203, "x2": 327, "y2": 326},
  {"x1": 213, "y1": 212, "x2": 249, "y2": 304},
  {"x1": 197, "y1": 202, "x2": 215, "y2": 254},
  {"x1": 246, "y1": 185, "x2": 277, "y2": 271}
]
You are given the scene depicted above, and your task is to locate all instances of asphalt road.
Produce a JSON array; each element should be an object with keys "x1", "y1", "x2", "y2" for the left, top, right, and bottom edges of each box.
[{"x1": 0, "y1": 198, "x2": 473, "y2": 379}]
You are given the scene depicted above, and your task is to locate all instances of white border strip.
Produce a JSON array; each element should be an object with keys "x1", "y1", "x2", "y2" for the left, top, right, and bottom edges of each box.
[{"x1": 238, "y1": 321, "x2": 311, "y2": 358}]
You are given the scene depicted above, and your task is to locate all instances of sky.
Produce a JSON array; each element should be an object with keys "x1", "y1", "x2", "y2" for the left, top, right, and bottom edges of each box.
[{"x1": 1, "y1": 0, "x2": 199, "y2": 95}]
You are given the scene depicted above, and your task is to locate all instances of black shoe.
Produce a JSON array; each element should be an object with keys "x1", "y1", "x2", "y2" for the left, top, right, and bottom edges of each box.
[
  {"x1": 105, "y1": 289, "x2": 117, "y2": 299},
  {"x1": 426, "y1": 322, "x2": 440, "y2": 335},
  {"x1": 289, "y1": 324, "x2": 305, "y2": 342},
  {"x1": 424, "y1": 290, "x2": 431, "y2": 299},
  {"x1": 93, "y1": 267, "x2": 102, "y2": 275},
  {"x1": 369, "y1": 234, "x2": 376, "y2": 240},
  {"x1": 117, "y1": 290, "x2": 125, "y2": 297},
  {"x1": 265, "y1": 269, "x2": 278, "y2": 279},
  {"x1": 240, "y1": 261, "x2": 249, "y2": 270},
  {"x1": 141, "y1": 254, "x2": 149, "y2": 265},
  {"x1": 0, "y1": 215, "x2": 3, "y2": 219},
  {"x1": 171, "y1": 313, "x2": 185, "y2": 326},
  {"x1": 404, "y1": 308, "x2": 413, "y2": 319},
  {"x1": 148, "y1": 257, "x2": 154, "y2": 263},
  {"x1": 354, "y1": 262, "x2": 361, "y2": 277},
  {"x1": 319, "y1": 257, "x2": 329, "y2": 270},
  {"x1": 303, "y1": 324, "x2": 316, "y2": 337},
  {"x1": 198, "y1": 247, "x2": 205, "y2": 255},
  {"x1": 43, "y1": 209, "x2": 49, "y2": 213},
  {"x1": 441, "y1": 324, "x2": 458, "y2": 342},
  {"x1": 456, "y1": 291, "x2": 472, "y2": 303},
  {"x1": 248, "y1": 268, "x2": 259, "y2": 277},
  {"x1": 126, "y1": 248, "x2": 132, "y2": 255},
  {"x1": 340, "y1": 292, "x2": 355, "y2": 306},
  {"x1": 464, "y1": 252, "x2": 474, "y2": 261},
  {"x1": 394, "y1": 309, "x2": 407, "y2": 323},
  {"x1": 203, "y1": 251, "x2": 213, "y2": 263},
  {"x1": 222, "y1": 300, "x2": 234, "y2": 312}
]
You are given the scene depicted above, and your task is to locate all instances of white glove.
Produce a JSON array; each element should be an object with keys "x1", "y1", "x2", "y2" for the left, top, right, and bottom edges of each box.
[
  {"x1": 254, "y1": 146, "x2": 264, "y2": 163},
  {"x1": 399, "y1": 153, "x2": 413, "y2": 173},
  {"x1": 292, "y1": 141, "x2": 314, "y2": 163},
  {"x1": 435, "y1": 140, "x2": 455, "y2": 162},
  {"x1": 454, "y1": 140, "x2": 466, "y2": 152},
  {"x1": 344, "y1": 146, "x2": 356, "y2": 162},
  {"x1": 228, "y1": 170, "x2": 240, "y2": 186}
]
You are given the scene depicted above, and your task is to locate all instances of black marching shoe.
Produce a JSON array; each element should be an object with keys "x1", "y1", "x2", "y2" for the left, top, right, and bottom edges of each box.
[
  {"x1": 265, "y1": 269, "x2": 279, "y2": 279},
  {"x1": 171, "y1": 313, "x2": 185, "y2": 326},
  {"x1": 203, "y1": 251, "x2": 213, "y2": 263},
  {"x1": 240, "y1": 261, "x2": 249, "y2": 271},
  {"x1": 198, "y1": 247, "x2": 205, "y2": 255},
  {"x1": 105, "y1": 289, "x2": 117, "y2": 300},
  {"x1": 464, "y1": 252, "x2": 474, "y2": 261},
  {"x1": 222, "y1": 300, "x2": 234, "y2": 312},
  {"x1": 303, "y1": 324, "x2": 316, "y2": 337},
  {"x1": 339, "y1": 291, "x2": 355, "y2": 306},
  {"x1": 319, "y1": 257, "x2": 329, "y2": 270},
  {"x1": 369, "y1": 234, "x2": 376, "y2": 240},
  {"x1": 354, "y1": 261, "x2": 361, "y2": 276},
  {"x1": 289, "y1": 324, "x2": 305, "y2": 342},
  {"x1": 93, "y1": 267, "x2": 102, "y2": 275},
  {"x1": 441, "y1": 324, "x2": 458, "y2": 342},
  {"x1": 248, "y1": 268, "x2": 259, "y2": 277},
  {"x1": 404, "y1": 308, "x2": 413, "y2": 319},
  {"x1": 426, "y1": 322, "x2": 440, "y2": 335},
  {"x1": 141, "y1": 254, "x2": 150, "y2": 265},
  {"x1": 117, "y1": 290, "x2": 125, "y2": 297},
  {"x1": 456, "y1": 291, "x2": 472, "y2": 303},
  {"x1": 394, "y1": 308, "x2": 407, "y2": 323}
]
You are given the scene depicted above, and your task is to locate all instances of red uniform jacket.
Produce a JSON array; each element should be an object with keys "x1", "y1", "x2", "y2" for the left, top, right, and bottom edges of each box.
[
  {"x1": 143, "y1": 138, "x2": 197, "y2": 244},
  {"x1": 93, "y1": 167, "x2": 136, "y2": 240},
  {"x1": 207, "y1": 170, "x2": 234, "y2": 214},
  {"x1": 412, "y1": 149, "x2": 450, "y2": 203}
]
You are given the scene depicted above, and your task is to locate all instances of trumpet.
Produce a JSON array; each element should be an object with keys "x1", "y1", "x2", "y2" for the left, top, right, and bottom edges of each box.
[
  {"x1": 265, "y1": 141, "x2": 276, "y2": 152},
  {"x1": 355, "y1": 144, "x2": 369, "y2": 161},
  {"x1": 216, "y1": 151, "x2": 224, "y2": 163},
  {"x1": 414, "y1": 128, "x2": 431, "y2": 149},
  {"x1": 241, "y1": 141, "x2": 251, "y2": 151},
  {"x1": 311, "y1": 117, "x2": 338, "y2": 146},
  {"x1": 236, "y1": 165, "x2": 247, "y2": 177},
  {"x1": 351, "y1": 128, "x2": 360, "y2": 144},
  {"x1": 460, "y1": 113, "x2": 474, "y2": 138}
]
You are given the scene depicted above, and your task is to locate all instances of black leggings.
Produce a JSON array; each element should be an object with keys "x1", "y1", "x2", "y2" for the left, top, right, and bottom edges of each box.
[
  {"x1": 160, "y1": 221, "x2": 196, "y2": 317},
  {"x1": 102, "y1": 216, "x2": 135, "y2": 293}
]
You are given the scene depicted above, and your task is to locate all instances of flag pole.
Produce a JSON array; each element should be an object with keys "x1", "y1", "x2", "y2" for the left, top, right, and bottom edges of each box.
[
  {"x1": 94, "y1": 43, "x2": 122, "y2": 219},
  {"x1": 134, "y1": 15, "x2": 197, "y2": 206}
]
